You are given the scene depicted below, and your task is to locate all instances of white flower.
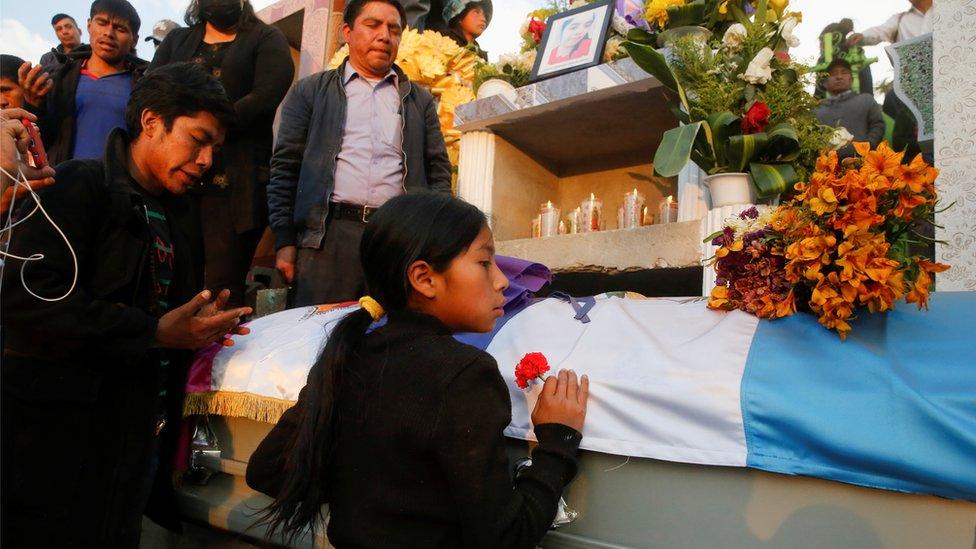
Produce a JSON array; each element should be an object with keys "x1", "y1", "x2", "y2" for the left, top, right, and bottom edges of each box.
[
  {"x1": 569, "y1": 0, "x2": 589, "y2": 8},
  {"x1": 722, "y1": 23, "x2": 747, "y2": 50},
  {"x1": 829, "y1": 127, "x2": 854, "y2": 150},
  {"x1": 611, "y1": 13, "x2": 634, "y2": 35},
  {"x1": 779, "y1": 17, "x2": 800, "y2": 48},
  {"x1": 740, "y1": 47, "x2": 774, "y2": 85},
  {"x1": 519, "y1": 18, "x2": 531, "y2": 37},
  {"x1": 521, "y1": 49, "x2": 537, "y2": 69}
]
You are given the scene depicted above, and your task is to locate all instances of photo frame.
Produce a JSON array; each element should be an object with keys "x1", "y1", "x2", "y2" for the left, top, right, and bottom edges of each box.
[{"x1": 530, "y1": 0, "x2": 614, "y2": 82}]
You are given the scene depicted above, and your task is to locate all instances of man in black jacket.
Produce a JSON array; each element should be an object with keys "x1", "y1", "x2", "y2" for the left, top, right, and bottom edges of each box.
[
  {"x1": 18, "y1": 0, "x2": 146, "y2": 165},
  {"x1": 268, "y1": 0, "x2": 453, "y2": 307},
  {"x1": 1, "y1": 63, "x2": 248, "y2": 548}
]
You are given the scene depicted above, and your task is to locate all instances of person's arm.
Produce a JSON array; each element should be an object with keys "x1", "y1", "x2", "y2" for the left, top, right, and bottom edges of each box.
[
  {"x1": 433, "y1": 356, "x2": 583, "y2": 549},
  {"x1": 267, "y1": 78, "x2": 311, "y2": 251},
  {"x1": 422, "y1": 93, "x2": 453, "y2": 194},
  {"x1": 0, "y1": 109, "x2": 56, "y2": 217},
  {"x1": 231, "y1": 27, "x2": 295, "y2": 128},
  {"x1": 866, "y1": 99, "x2": 886, "y2": 148},
  {"x1": 0, "y1": 162, "x2": 159, "y2": 363},
  {"x1": 857, "y1": 13, "x2": 901, "y2": 46}
]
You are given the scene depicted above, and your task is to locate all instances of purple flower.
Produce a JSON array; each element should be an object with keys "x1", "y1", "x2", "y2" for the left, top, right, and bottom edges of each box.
[
  {"x1": 744, "y1": 2, "x2": 756, "y2": 15},
  {"x1": 739, "y1": 206, "x2": 759, "y2": 220},
  {"x1": 625, "y1": 14, "x2": 650, "y2": 30}
]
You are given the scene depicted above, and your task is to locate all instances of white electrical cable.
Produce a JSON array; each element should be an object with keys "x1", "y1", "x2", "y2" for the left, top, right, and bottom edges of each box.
[{"x1": 0, "y1": 165, "x2": 78, "y2": 302}]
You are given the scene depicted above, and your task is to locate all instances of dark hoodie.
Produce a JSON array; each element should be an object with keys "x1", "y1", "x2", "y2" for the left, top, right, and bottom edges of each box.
[{"x1": 814, "y1": 90, "x2": 886, "y2": 158}]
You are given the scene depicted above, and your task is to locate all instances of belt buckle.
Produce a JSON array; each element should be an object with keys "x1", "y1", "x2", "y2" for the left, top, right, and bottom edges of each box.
[{"x1": 361, "y1": 205, "x2": 372, "y2": 223}]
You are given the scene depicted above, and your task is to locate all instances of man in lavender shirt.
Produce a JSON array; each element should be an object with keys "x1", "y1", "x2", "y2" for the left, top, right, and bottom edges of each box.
[{"x1": 268, "y1": 0, "x2": 452, "y2": 306}]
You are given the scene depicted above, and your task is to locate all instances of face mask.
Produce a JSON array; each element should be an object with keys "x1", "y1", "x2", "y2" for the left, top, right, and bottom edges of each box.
[{"x1": 200, "y1": 0, "x2": 244, "y2": 30}]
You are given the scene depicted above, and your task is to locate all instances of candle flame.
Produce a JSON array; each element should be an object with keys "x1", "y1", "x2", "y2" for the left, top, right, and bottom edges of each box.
[
  {"x1": 666, "y1": 195, "x2": 673, "y2": 203},
  {"x1": 590, "y1": 192, "x2": 595, "y2": 200},
  {"x1": 633, "y1": 188, "x2": 638, "y2": 195},
  {"x1": 546, "y1": 200, "x2": 552, "y2": 208}
]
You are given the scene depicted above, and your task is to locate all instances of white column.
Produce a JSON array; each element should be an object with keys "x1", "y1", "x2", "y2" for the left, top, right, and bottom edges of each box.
[
  {"x1": 457, "y1": 130, "x2": 496, "y2": 226},
  {"x1": 677, "y1": 161, "x2": 709, "y2": 222},
  {"x1": 933, "y1": 2, "x2": 976, "y2": 290}
]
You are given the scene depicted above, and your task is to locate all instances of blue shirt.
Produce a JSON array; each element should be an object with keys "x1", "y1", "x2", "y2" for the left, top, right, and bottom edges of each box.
[
  {"x1": 330, "y1": 63, "x2": 404, "y2": 208},
  {"x1": 72, "y1": 69, "x2": 133, "y2": 160}
]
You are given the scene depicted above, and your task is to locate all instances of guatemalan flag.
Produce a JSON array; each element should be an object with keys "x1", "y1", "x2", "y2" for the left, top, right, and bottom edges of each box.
[{"x1": 185, "y1": 284, "x2": 976, "y2": 503}]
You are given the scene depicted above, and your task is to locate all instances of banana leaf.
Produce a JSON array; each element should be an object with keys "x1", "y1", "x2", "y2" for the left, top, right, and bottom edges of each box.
[
  {"x1": 727, "y1": 122, "x2": 800, "y2": 172},
  {"x1": 665, "y1": 0, "x2": 707, "y2": 27},
  {"x1": 653, "y1": 121, "x2": 711, "y2": 177},
  {"x1": 706, "y1": 111, "x2": 740, "y2": 167},
  {"x1": 626, "y1": 28, "x2": 657, "y2": 46},
  {"x1": 750, "y1": 162, "x2": 798, "y2": 197},
  {"x1": 622, "y1": 41, "x2": 689, "y2": 112}
]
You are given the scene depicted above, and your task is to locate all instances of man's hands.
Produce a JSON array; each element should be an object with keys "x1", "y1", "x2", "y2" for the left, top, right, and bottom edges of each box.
[
  {"x1": 1, "y1": 109, "x2": 56, "y2": 217},
  {"x1": 531, "y1": 369, "x2": 589, "y2": 433},
  {"x1": 847, "y1": 33, "x2": 864, "y2": 46},
  {"x1": 275, "y1": 245, "x2": 296, "y2": 283},
  {"x1": 17, "y1": 62, "x2": 53, "y2": 107},
  {"x1": 154, "y1": 289, "x2": 253, "y2": 350}
]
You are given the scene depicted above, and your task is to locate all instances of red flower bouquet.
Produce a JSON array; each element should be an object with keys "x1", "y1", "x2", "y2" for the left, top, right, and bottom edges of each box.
[{"x1": 515, "y1": 352, "x2": 550, "y2": 389}]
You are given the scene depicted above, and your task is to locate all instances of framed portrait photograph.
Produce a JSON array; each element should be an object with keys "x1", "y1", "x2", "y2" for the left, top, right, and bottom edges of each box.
[{"x1": 530, "y1": 0, "x2": 614, "y2": 82}]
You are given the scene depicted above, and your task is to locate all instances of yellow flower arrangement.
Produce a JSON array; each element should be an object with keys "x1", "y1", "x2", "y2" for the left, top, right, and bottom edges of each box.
[
  {"x1": 644, "y1": 0, "x2": 686, "y2": 28},
  {"x1": 707, "y1": 143, "x2": 949, "y2": 339},
  {"x1": 329, "y1": 28, "x2": 479, "y2": 183}
]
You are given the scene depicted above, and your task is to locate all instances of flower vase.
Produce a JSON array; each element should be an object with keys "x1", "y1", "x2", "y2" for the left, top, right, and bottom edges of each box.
[
  {"x1": 704, "y1": 172, "x2": 756, "y2": 208},
  {"x1": 657, "y1": 25, "x2": 712, "y2": 48}
]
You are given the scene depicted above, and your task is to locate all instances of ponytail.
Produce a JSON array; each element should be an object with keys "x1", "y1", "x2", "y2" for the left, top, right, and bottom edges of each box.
[{"x1": 259, "y1": 305, "x2": 374, "y2": 542}]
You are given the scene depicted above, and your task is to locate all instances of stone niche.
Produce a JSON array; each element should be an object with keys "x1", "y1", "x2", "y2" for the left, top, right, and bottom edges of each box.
[{"x1": 456, "y1": 58, "x2": 704, "y2": 273}]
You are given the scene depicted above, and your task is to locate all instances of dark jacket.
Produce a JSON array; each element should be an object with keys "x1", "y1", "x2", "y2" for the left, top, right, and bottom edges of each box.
[
  {"x1": 39, "y1": 43, "x2": 87, "y2": 73},
  {"x1": 445, "y1": 28, "x2": 488, "y2": 61},
  {"x1": 815, "y1": 90, "x2": 886, "y2": 158},
  {"x1": 246, "y1": 309, "x2": 582, "y2": 547},
  {"x1": 150, "y1": 22, "x2": 294, "y2": 233},
  {"x1": 267, "y1": 59, "x2": 453, "y2": 250},
  {"x1": 28, "y1": 46, "x2": 149, "y2": 167},
  {"x1": 1, "y1": 129, "x2": 203, "y2": 546}
]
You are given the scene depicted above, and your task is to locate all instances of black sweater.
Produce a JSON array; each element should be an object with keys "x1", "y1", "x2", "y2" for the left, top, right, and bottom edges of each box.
[{"x1": 246, "y1": 310, "x2": 582, "y2": 548}]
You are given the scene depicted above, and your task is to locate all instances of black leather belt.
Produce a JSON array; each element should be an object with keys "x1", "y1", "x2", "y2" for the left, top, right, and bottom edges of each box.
[{"x1": 329, "y1": 202, "x2": 375, "y2": 223}]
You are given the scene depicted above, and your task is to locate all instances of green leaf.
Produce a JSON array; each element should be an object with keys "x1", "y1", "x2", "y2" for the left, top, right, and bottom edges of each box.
[
  {"x1": 653, "y1": 121, "x2": 706, "y2": 177},
  {"x1": 670, "y1": 105, "x2": 691, "y2": 124},
  {"x1": 626, "y1": 28, "x2": 657, "y2": 45},
  {"x1": 750, "y1": 162, "x2": 798, "y2": 198},
  {"x1": 764, "y1": 122, "x2": 801, "y2": 162},
  {"x1": 743, "y1": 84, "x2": 756, "y2": 102},
  {"x1": 706, "y1": 111, "x2": 740, "y2": 167},
  {"x1": 622, "y1": 41, "x2": 690, "y2": 112},
  {"x1": 728, "y1": 4, "x2": 750, "y2": 25},
  {"x1": 756, "y1": 0, "x2": 768, "y2": 25},
  {"x1": 728, "y1": 132, "x2": 768, "y2": 172},
  {"x1": 666, "y1": 0, "x2": 706, "y2": 27}
]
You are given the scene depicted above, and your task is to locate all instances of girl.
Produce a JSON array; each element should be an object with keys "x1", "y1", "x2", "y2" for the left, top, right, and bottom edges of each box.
[
  {"x1": 443, "y1": 0, "x2": 492, "y2": 61},
  {"x1": 246, "y1": 192, "x2": 589, "y2": 547}
]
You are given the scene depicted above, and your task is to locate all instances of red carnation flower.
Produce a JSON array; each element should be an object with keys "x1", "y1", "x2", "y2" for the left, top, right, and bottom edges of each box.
[
  {"x1": 528, "y1": 18, "x2": 546, "y2": 44},
  {"x1": 514, "y1": 352, "x2": 550, "y2": 389},
  {"x1": 741, "y1": 101, "x2": 771, "y2": 134},
  {"x1": 774, "y1": 50, "x2": 791, "y2": 63}
]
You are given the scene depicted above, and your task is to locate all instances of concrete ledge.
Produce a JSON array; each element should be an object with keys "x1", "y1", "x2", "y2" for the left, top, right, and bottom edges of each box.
[{"x1": 497, "y1": 220, "x2": 703, "y2": 272}]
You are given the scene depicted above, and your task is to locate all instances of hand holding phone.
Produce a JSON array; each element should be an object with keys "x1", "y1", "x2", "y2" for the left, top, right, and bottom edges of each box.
[{"x1": 21, "y1": 118, "x2": 48, "y2": 168}]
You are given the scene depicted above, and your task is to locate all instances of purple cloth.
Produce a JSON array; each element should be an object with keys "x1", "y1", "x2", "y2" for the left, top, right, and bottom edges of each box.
[
  {"x1": 330, "y1": 63, "x2": 404, "y2": 208},
  {"x1": 495, "y1": 255, "x2": 552, "y2": 313}
]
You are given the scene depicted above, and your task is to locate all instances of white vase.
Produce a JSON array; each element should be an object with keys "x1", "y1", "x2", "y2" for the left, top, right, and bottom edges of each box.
[{"x1": 704, "y1": 172, "x2": 756, "y2": 208}]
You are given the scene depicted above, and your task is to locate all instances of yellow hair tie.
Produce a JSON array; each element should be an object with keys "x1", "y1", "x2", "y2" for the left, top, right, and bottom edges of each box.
[{"x1": 358, "y1": 296, "x2": 385, "y2": 321}]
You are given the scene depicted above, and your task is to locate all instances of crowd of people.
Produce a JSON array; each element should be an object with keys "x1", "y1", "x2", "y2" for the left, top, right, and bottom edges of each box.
[{"x1": 0, "y1": 0, "x2": 930, "y2": 547}]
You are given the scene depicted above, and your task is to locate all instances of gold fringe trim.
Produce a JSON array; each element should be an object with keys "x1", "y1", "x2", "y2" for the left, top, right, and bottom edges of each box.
[{"x1": 182, "y1": 391, "x2": 296, "y2": 424}]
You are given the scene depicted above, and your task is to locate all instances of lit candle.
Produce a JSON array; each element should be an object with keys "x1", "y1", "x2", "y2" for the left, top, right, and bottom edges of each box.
[
  {"x1": 566, "y1": 207, "x2": 581, "y2": 234},
  {"x1": 658, "y1": 195, "x2": 678, "y2": 224},
  {"x1": 532, "y1": 215, "x2": 541, "y2": 238},
  {"x1": 539, "y1": 200, "x2": 560, "y2": 237},
  {"x1": 621, "y1": 187, "x2": 645, "y2": 229},
  {"x1": 580, "y1": 193, "x2": 602, "y2": 232}
]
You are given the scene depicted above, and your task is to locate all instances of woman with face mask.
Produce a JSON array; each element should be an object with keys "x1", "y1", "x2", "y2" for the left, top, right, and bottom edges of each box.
[{"x1": 149, "y1": 0, "x2": 294, "y2": 308}]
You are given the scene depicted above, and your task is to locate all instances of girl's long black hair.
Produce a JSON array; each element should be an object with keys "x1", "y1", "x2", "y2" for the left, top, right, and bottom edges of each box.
[
  {"x1": 184, "y1": 0, "x2": 260, "y2": 31},
  {"x1": 259, "y1": 192, "x2": 487, "y2": 542}
]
